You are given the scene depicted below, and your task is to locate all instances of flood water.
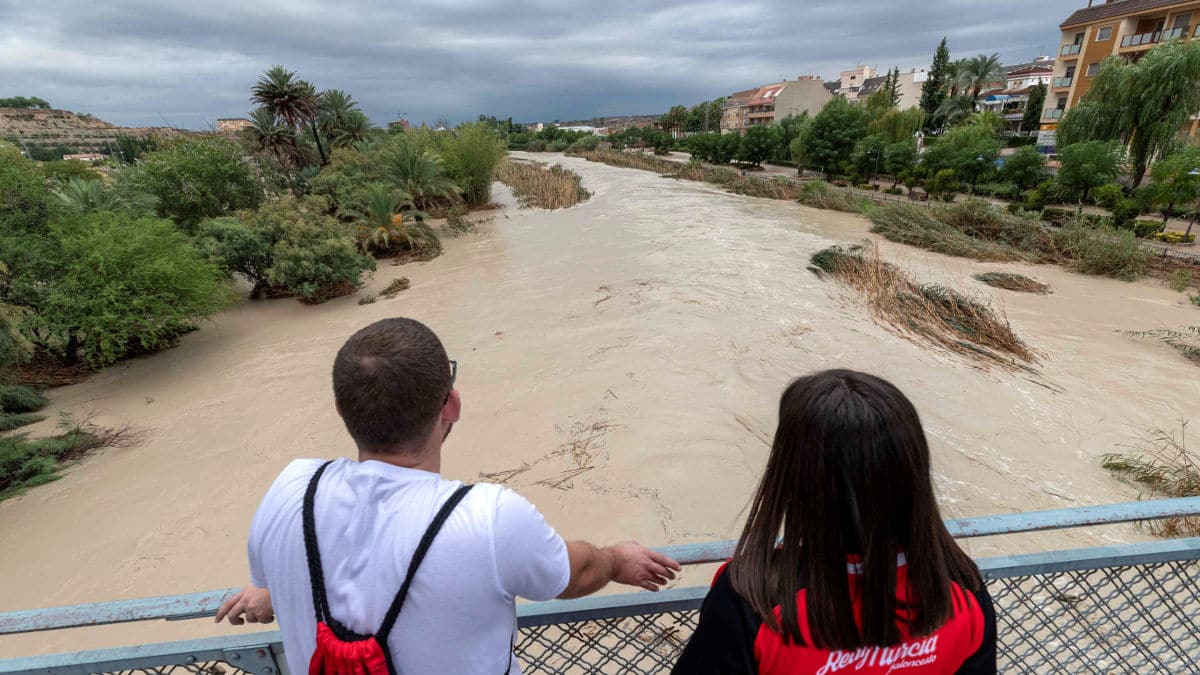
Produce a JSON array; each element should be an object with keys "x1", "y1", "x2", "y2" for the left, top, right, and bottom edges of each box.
[{"x1": 2, "y1": 153, "x2": 1198, "y2": 655}]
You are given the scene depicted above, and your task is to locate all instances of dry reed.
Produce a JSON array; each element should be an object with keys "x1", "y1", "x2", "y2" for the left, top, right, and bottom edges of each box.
[
  {"x1": 810, "y1": 245, "x2": 1036, "y2": 368},
  {"x1": 496, "y1": 159, "x2": 591, "y2": 209},
  {"x1": 1102, "y1": 421, "x2": 1200, "y2": 537},
  {"x1": 973, "y1": 272, "x2": 1052, "y2": 294}
]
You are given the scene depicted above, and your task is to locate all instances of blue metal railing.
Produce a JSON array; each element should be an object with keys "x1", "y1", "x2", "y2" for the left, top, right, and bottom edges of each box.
[{"x1": 3, "y1": 497, "x2": 1200, "y2": 673}]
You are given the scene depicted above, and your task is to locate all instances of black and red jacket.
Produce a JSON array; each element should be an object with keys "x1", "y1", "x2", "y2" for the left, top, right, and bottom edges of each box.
[{"x1": 673, "y1": 560, "x2": 996, "y2": 674}]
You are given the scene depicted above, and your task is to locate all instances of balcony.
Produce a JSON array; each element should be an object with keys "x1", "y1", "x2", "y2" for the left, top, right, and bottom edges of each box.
[
  {"x1": 1060, "y1": 43, "x2": 1081, "y2": 56},
  {"x1": 1044, "y1": 109, "x2": 1064, "y2": 120},
  {"x1": 1121, "y1": 30, "x2": 1162, "y2": 48},
  {"x1": 1164, "y1": 25, "x2": 1188, "y2": 40},
  {"x1": 1053, "y1": 76, "x2": 1073, "y2": 89}
]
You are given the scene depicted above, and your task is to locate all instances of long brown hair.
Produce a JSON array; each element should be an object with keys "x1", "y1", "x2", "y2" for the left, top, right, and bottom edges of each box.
[{"x1": 728, "y1": 369, "x2": 981, "y2": 649}]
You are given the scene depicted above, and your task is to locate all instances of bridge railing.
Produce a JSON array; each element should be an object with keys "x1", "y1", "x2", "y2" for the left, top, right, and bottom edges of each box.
[{"x1": 3, "y1": 497, "x2": 1200, "y2": 673}]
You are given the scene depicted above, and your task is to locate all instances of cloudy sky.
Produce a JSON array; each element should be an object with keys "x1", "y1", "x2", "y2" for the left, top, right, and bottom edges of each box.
[{"x1": 1, "y1": 0, "x2": 1075, "y2": 130}]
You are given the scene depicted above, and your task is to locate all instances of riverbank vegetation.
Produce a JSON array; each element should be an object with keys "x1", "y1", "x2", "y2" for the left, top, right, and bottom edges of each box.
[
  {"x1": 808, "y1": 244, "x2": 1035, "y2": 369},
  {"x1": 496, "y1": 159, "x2": 591, "y2": 209},
  {"x1": 1102, "y1": 422, "x2": 1199, "y2": 537},
  {"x1": 974, "y1": 272, "x2": 1051, "y2": 294}
]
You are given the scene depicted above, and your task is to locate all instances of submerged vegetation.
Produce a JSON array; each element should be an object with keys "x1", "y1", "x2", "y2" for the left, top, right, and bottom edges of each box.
[
  {"x1": 808, "y1": 244, "x2": 1035, "y2": 369},
  {"x1": 496, "y1": 159, "x2": 591, "y2": 209},
  {"x1": 973, "y1": 272, "x2": 1051, "y2": 294},
  {"x1": 0, "y1": 413, "x2": 139, "y2": 500},
  {"x1": 1125, "y1": 326, "x2": 1200, "y2": 366},
  {"x1": 1102, "y1": 422, "x2": 1199, "y2": 537}
]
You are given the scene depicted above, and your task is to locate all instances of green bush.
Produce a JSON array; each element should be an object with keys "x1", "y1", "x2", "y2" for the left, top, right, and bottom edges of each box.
[
  {"x1": 548, "y1": 140, "x2": 569, "y2": 152},
  {"x1": 1134, "y1": 220, "x2": 1164, "y2": 238},
  {"x1": 0, "y1": 415, "x2": 125, "y2": 499},
  {"x1": 1040, "y1": 207, "x2": 1070, "y2": 225},
  {"x1": 865, "y1": 203, "x2": 1026, "y2": 261},
  {"x1": 525, "y1": 139, "x2": 547, "y2": 152},
  {"x1": 1052, "y1": 221, "x2": 1148, "y2": 280},
  {"x1": 1111, "y1": 198, "x2": 1141, "y2": 230},
  {"x1": 0, "y1": 385, "x2": 46, "y2": 413},
  {"x1": 927, "y1": 169, "x2": 959, "y2": 201},
  {"x1": 795, "y1": 181, "x2": 871, "y2": 213},
  {"x1": 199, "y1": 198, "x2": 375, "y2": 303},
  {"x1": 1169, "y1": 269, "x2": 1195, "y2": 292},
  {"x1": 34, "y1": 212, "x2": 230, "y2": 366},
  {"x1": 565, "y1": 135, "x2": 600, "y2": 153},
  {"x1": 121, "y1": 136, "x2": 261, "y2": 231},
  {"x1": 935, "y1": 199, "x2": 1057, "y2": 256},
  {"x1": 1093, "y1": 183, "x2": 1126, "y2": 210}
]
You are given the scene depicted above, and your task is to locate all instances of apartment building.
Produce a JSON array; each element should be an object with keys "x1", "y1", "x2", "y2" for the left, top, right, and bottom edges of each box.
[
  {"x1": 1043, "y1": 0, "x2": 1200, "y2": 133},
  {"x1": 720, "y1": 77, "x2": 832, "y2": 134},
  {"x1": 838, "y1": 65, "x2": 876, "y2": 98},
  {"x1": 977, "y1": 57, "x2": 1055, "y2": 132},
  {"x1": 854, "y1": 68, "x2": 929, "y2": 109}
]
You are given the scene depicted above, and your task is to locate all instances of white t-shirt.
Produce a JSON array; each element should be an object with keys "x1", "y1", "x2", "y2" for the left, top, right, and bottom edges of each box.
[{"x1": 248, "y1": 458, "x2": 570, "y2": 675}]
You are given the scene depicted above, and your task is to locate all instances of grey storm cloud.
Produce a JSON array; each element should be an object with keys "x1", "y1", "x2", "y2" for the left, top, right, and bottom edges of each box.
[{"x1": 0, "y1": 0, "x2": 1071, "y2": 129}]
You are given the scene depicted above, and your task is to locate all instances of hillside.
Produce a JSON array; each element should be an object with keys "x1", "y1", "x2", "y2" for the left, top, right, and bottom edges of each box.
[{"x1": 0, "y1": 107, "x2": 191, "y2": 157}]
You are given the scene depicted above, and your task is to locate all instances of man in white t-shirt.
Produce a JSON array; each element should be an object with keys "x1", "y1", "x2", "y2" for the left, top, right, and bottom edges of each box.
[{"x1": 216, "y1": 317, "x2": 680, "y2": 674}]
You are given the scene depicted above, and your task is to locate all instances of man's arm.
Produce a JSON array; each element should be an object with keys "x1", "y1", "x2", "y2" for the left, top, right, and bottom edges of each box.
[{"x1": 558, "y1": 541, "x2": 681, "y2": 599}]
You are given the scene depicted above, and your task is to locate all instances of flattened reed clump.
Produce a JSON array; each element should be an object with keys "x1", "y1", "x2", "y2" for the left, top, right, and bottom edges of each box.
[
  {"x1": 809, "y1": 244, "x2": 1036, "y2": 368},
  {"x1": 973, "y1": 272, "x2": 1051, "y2": 294},
  {"x1": 934, "y1": 200, "x2": 1058, "y2": 258},
  {"x1": 572, "y1": 149, "x2": 807, "y2": 201},
  {"x1": 796, "y1": 181, "x2": 872, "y2": 213},
  {"x1": 380, "y1": 277, "x2": 411, "y2": 298},
  {"x1": 496, "y1": 159, "x2": 591, "y2": 210},
  {"x1": 1102, "y1": 422, "x2": 1200, "y2": 537},
  {"x1": 1125, "y1": 325, "x2": 1200, "y2": 365},
  {"x1": 866, "y1": 203, "x2": 1030, "y2": 262}
]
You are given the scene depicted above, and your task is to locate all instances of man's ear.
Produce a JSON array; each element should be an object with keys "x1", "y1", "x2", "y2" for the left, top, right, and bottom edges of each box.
[{"x1": 442, "y1": 389, "x2": 462, "y2": 424}]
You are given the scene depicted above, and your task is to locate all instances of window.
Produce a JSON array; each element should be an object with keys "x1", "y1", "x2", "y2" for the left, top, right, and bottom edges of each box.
[
  {"x1": 1086, "y1": 62, "x2": 1100, "y2": 77},
  {"x1": 1097, "y1": 26, "x2": 1112, "y2": 41},
  {"x1": 1074, "y1": 32, "x2": 1084, "y2": 44}
]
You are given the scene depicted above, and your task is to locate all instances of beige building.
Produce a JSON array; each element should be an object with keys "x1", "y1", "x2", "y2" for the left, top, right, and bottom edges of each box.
[
  {"x1": 1043, "y1": 0, "x2": 1200, "y2": 135},
  {"x1": 854, "y1": 68, "x2": 928, "y2": 109},
  {"x1": 720, "y1": 77, "x2": 833, "y2": 135},
  {"x1": 838, "y1": 65, "x2": 877, "y2": 98}
]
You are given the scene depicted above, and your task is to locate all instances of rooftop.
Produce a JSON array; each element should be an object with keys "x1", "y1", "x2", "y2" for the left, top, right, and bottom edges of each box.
[{"x1": 1062, "y1": 0, "x2": 1181, "y2": 28}]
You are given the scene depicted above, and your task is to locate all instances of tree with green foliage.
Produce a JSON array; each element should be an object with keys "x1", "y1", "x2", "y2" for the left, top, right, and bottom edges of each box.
[
  {"x1": 798, "y1": 97, "x2": 868, "y2": 176},
  {"x1": 1059, "y1": 40, "x2": 1200, "y2": 187},
  {"x1": 850, "y1": 134, "x2": 888, "y2": 181},
  {"x1": 771, "y1": 113, "x2": 810, "y2": 162},
  {"x1": 383, "y1": 144, "x2": 460, "y2": 210},
  {"x1": 934, "y1": 95, "x2": 976, "y2": 127},
  {"x1": 920, "y1": 38, "x2": 951, "y2": 131},
  {"x1": 920, "y1": 125, "x2": 999, "y2": 193},
  {"x1": 437, "y1": 122, "x2": 507, "y2": 206},
  {"x1": 685, "y1": 98, "x2": 725, "y2": 133},
  {"x1": 1022, "y1": 83, "x2": 1047, "y2": 133},
  {"x1": 717, "y1": 133, "x2": 741, "y2": 165},
  {"x1": 0, "y1": 97, "x2": 50, "y2": 109},
  {"x1": 37, "y1": 159, "x2": 101, "y2": 183},
  {"x1": 198, "y1": 197, "x2": 374, "y2": 302},
  {"x1": 883, "y1": 140, "x2": 918, "y2": 186},
  {"x1": 342, "y1": 183, "x2": 439, "y2": 255},
  {"x1": 53, "y1": 177, "x2": 155, "y2": 216},
  {"x1": 1000, "y1": 146, "x2": 1047, "y2": 191},
  {"x1": 33, "y1": 213, "x2": 228, "y2": 366},
  {"x1": 122, "y1": 136, "x2": 261, "y2": 230},
  {"x1": 736, "y1": 125, "x2": 774, "y2": 167},
  {"x1": 963, "y1": 53, "x2": 1005, "y2": 99},
  {"x1": 1057, "y1": 140, "x2": 1123, "y2": 203},
  {"x1": 1147, "y1": 145, "x2": 1200, "y2": 224},
  {"x1": 870, "y1": 107, "x2": 926, "y2": 144},
  {"x1": 252, "y1": 66, "x2": 327, "y2": 166},
  {"x1": 661, "y1": 105, "x2": 688, "y2": 137}
]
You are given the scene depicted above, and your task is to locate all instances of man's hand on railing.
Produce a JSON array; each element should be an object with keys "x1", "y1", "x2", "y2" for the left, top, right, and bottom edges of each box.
[{"x1": 215, "y1": 585, "x2": 274, "y2": 625}]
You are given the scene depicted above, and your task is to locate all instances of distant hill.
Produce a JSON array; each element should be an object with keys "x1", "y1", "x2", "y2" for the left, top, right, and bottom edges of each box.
[{"x1": 0, "y1": 107, "x2": 193, "y2": 158}]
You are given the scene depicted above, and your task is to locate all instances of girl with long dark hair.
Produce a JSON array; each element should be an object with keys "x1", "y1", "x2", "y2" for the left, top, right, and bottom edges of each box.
[{"x1": 674, "y1": 370, "x2": 996, "y2": 674}]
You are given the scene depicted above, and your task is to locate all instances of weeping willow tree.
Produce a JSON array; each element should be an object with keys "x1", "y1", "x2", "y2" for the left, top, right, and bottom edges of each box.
[
  {"x1": 868, "y1": 107, "x2": 926, "y2": 144},
  {"x1": 1058, "y1": 40, "x2": 1200, "y2": 187}
]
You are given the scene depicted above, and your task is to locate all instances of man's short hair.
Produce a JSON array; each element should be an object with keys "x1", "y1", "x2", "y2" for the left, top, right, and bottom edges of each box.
[{"x1": 332, "y1": 318, "x2": 451, "y2": 450}]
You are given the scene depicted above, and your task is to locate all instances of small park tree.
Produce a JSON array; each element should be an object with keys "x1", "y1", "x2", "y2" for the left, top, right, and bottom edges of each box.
[
  {"x1": 1057, "y1": 140, "x2": 1123, "y2": 204},
  {"x1": 799, "y1": 97, "x2": 868, "y2": 177},
  {"x1": 1001, "y1": 146, "x2": 1047, "y2": 191},
  {"x1": 1147, "y1": 145, "x2": 1200, "y2": 224},
  {"x1": 737, "y1": 125, "x2": 774, "y2": 167}
]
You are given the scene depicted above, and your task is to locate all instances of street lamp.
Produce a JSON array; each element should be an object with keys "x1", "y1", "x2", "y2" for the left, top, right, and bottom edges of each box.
[{"x1": 1187, "y1": 168, "x2": 1200, "y2": 239}]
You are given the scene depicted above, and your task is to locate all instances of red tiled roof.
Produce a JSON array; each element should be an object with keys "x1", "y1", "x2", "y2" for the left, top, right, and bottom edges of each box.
[{"x1": 1061, "y1": 0, "x2": 1180, "y2": 28}]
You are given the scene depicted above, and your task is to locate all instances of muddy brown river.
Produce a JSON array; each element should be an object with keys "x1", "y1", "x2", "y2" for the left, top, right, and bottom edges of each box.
[{"x1": 2, "y1": 153, "x2": 1198, "y2": 655}]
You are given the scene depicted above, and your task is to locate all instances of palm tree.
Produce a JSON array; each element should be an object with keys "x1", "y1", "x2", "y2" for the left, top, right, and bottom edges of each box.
[
  {"x1": 384, "y1": 145, "x2": 461, "y2": 209},
  {"x1": 965, "y1": 53, "x2": 1006, "y2": 100},
  {"x1": 246, "y1": 107, "x2": 300, "y2": 166},
  {"x1": 966, "y1": 111, "x2": 1004, "y2": 133},
  {"x1": 935, "y1": 95, "x2": 977, "y2": 127},
  {"x1": 331, "y1": 110, "x2": 373, "y2": 149},
  {"x1": 252, "y1": 66, "x2": 327, "y2": 165},
  {"x1": 945, "y1": 59, "x2": 968, "y2": 97},
  {"x1": 54, "y1": 177, "x2": 155, "y2": 215},
  {"x1": 342, "y1": 183, "x2": 439, "y2": 254}
]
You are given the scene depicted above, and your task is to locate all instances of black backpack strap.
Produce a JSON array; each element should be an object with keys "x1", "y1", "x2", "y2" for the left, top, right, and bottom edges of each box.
[
  {"x1": 302, "y1": 460, "x2": 370, "y2": 641},
  {"x1": 376, "y1": 483, "x2": 474, "y2": 642}
]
